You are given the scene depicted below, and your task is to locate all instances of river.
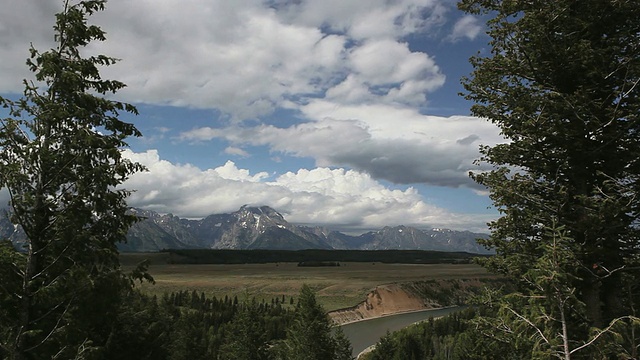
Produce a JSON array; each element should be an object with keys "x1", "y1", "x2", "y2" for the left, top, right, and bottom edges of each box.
[{"x1": 339, "y1": 307, "x2": 462, "y2": 358}]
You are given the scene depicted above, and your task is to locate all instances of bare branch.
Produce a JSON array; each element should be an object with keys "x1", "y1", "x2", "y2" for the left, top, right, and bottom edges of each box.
[
  {"x1": 570, "y1": 316, "x2": 640, "y2": 355},
  {"x1": 506, "y1": 306, "x2": 551, "y2": 345}
]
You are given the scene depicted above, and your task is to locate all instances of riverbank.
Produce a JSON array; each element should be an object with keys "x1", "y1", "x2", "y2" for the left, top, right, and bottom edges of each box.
[
  {"x1": 336, "y1": 305, "x2": 456, "y2": 326},
  {"x1": 329, "y1": 283, "x2": 429, "y2": 325},
  {"x1": 348, "y1": 307, "x2": 463, "y2": 359},
  {"x1": 328, "y1": 278, "x2": 491, "y2": 325},
  {"x1": 357, "y1": 345, "x2": 376, "y2": 359},
  {"x1": 339, "y1": 306, "x2": 463, "y2": 358}
]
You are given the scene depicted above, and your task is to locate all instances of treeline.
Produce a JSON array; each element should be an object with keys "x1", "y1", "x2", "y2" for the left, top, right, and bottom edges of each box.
[
  {"x1": 363, "y1": 307, "x2": 501, "y2": 360},
  {"x1": 163, "y1": 249, "x2": 481, "y2": 265},
  {"x1": 364, "y1": 301, "x2": 635, "y2": 360},
  {"x1": 16, "y1": 285, "x2": 352, "y2": 360},
  {"x1": 82, "y1": 289, "x2": 293, "y2": 360},
  {"x1": 297, "y1": 261, "x2": 341, "y2": 267}
]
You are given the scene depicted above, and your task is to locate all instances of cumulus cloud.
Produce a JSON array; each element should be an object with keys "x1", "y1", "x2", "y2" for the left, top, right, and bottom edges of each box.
[
  {"x1": 324, "y1": 39, "x2": 445, "y2": 106},
  {"x1": 0, "y1": 0, "x2": 461, "y2": 120},
  {"x1": 178, "y1": 103, "x2": 503, "y2": 187},
  {"x1": 122, "y1": 150, "x2": 490, "y2": 232},
  {"x1": 448, "y1": 15, "x2": 483, "y2": 42},
  {"x1": 224, "y1": 146, "x2": 250, "y2": 157},
  {"x1": 0, "y1": 0, "x2": 499, "y2": 231},
  {"x1": 271, "y1": 0, "x2": 448, "y2": 40},
  {"x1": 122, "y1": 150, "x2": 270, "y2": 215},
  {"x1": 0, "y1": 2, "x2": 59, "y2": 93}
]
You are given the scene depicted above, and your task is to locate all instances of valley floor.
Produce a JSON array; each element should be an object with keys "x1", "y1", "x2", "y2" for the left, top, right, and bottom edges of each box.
[{"x1": 122, "y1": 254, "x2": 497, "y2": 311}]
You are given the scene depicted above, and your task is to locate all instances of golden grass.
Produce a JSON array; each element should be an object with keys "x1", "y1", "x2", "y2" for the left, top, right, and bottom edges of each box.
[{"x1": 121, "y1": 254, "x2": 494, "y2": 311}]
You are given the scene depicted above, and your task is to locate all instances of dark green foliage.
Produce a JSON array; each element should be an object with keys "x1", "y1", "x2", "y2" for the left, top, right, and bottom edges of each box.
[
  {"x1": 99, "y1": 290, "x2": 294, "y2": 360},
  {"x1": 219, "y1": 300, "x2": 270, "y2": 360},
  {"x1": 165, "y1": 249, "x2": 483, "y2": 264},
  {"x1": 101, "y1": 288, "x2": 353, "y2": 360},
  {"x1": 0, "y1": 241, "x2": 24, "y2": 359},
  {"x1": 458, "y1": 0, "x2": 640, "y2": 357},
  {"x1": 102, "y1": 292, "x2": 170, "y2": 360},
  {"x1": 297, "y1": 261, "x2": 341, "y2": 267},
  {"x1": 273, "y1": 284, "x2": 353, "y2": 360},
  {"x1": 404, "y1": 278, "x2": 512, "y2": 306},
  {"x1": 332, "y1": 327, "x2": 354, "y2": 360},
  {"x1": 365, "y1": 307, "x2": 528, "y2": 360},
  {"x1": 0, "y1": 1, "x2": 145, "y2": 359},
  {"x1": 368, "y1": 331, "x2": 395, "y2": 360}
]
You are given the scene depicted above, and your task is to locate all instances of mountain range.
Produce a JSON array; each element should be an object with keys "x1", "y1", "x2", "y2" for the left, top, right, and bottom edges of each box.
[{"x1": 1, "y1": 205, "x2": 492, "y2": 254}]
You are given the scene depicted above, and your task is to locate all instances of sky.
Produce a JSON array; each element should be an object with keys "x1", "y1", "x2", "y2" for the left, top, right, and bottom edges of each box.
[{"x1": 0, "y1": 0, "x2": 505, "y2": 234}]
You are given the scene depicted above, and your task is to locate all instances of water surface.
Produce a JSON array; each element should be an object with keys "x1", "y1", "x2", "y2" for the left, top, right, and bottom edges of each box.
[{"x1": 340, "y1": 307, "x2": 461, "y2": 357}]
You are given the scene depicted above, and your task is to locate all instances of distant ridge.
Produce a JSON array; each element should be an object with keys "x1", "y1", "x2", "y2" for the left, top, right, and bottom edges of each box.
[{"x1": 2, "y1": 205, "x2": 491, "y2": 254}]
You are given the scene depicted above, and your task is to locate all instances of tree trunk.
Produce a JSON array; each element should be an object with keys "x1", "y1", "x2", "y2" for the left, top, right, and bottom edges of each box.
[{"x1": 583, "y1": 279, "x2": 603, "y2": 328}]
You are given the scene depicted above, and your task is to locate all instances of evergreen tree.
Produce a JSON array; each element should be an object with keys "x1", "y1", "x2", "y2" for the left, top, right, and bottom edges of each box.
[
  {"x1": 274, "y1": 285, "x2": 353, "y2": 360},
  {"x1": 332, "y1": 326, "x2": 354, "y2": 360},
  {"x1": 0, "y1": 1, "x2": 143, "y2": 358},
  {"x1": 219, "y1": 301, "x2": 270, "y2": 360},
  {"x1": 460, "y1": 0, "x2": 640, "y2": 357},
  {"x1": 369, "y1": 331, "x2": 395, "y2": 360}
]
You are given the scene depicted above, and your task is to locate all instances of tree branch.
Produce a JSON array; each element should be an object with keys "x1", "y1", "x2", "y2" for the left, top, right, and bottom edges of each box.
[{"x1": 570, "y1": 316, "x2": 640, "y2": 355}]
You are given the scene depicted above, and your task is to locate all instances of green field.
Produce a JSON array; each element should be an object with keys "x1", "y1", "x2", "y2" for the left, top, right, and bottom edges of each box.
[{"x1": 122, "y1": 253, "x2": 495, "y2": 311}]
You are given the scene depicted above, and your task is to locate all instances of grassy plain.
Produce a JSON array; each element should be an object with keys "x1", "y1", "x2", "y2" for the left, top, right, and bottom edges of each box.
[{"x1": 121, "y1": 252, "x2": 495, "y2": 311}]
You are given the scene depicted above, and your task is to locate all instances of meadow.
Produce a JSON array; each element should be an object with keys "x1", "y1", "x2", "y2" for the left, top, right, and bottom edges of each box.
[{"x1": 121, "y1": 252, "x2": 495, "y2": 311}]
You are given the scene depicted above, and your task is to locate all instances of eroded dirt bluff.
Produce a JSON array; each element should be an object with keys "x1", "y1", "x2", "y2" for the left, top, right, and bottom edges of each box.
[
  {"x1": 328, "y1": 278, "x2": 505, "y2": 325},
  {"x1": 328, "y1": 284, "x2": 427, "y2": 325}
]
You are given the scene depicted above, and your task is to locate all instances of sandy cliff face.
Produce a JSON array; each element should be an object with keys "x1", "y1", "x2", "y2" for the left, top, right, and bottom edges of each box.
[
  {"x1": 329, "y1": 284, "x2": 428, "y2": 325},
  {"x1": 328, "y1": 278, "x2": 501, "y2": 325}
]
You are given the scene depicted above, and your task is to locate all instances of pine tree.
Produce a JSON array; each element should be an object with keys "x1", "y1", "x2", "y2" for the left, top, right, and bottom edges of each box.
[
  {"x1": 0, "y1": 1, "x2": 143, "y2": 358},
  {"x1": 219, "y1": 302, "x2": 270, "y2": 360},
  {"x1": 369, "y1": 331, "x2": 395, "y2": 360},
  {"x1": 332, "y1": 326, "x2": 354, "y2": 360},
  {"x1": 274, "y1": 285, "x2": 353, "y2": 360},
  {"x1": 460, "y1": 0, "x2": 640, "y2": 357}
]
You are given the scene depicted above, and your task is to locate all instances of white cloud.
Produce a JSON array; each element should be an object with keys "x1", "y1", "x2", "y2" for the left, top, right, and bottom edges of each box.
[
  {"x1": 121, "y1": 150, "x2": 490, "y2": 232},
  {"x1": 215, "y1": 160, "x2": 269, "y2": 182},
  {"x1": 325, "y1": 39, "x2": 445, "y2": 106},
  {"x1": 0, "y1": 1, "x2": 498, "y2": 232},
  {"x1": 224, "y1": 146, "x2": 250, "y2": 157},
  {"x1": 272, "y1": 0, "x2": 448, "y2": 40},
  {"x1": 94, "y1": 2, "x2": 350, "y2": 119},
  {"x1": 448, "y1": 15, "x2": 483, "y2": 42},
  {"x1": 179, "y1": 103, "x2": 503, "y2": 187},
  {"x1": 0, "y1": 2, "x2": 59, "y2": 93},
  {"x1": 0, "y1": 0, "x2": 457, "y2": 120}
]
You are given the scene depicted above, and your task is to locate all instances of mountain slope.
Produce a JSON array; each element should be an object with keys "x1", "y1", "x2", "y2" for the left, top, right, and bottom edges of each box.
[
  {"x1": 1, "y1": 206, "x2": 490, "y2": 253},
  {"x1": 355, "y1": 225, "x2": 489, "y2": 254}
]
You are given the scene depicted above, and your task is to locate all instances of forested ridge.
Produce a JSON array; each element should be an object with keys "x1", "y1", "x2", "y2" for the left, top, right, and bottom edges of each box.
[
  {"x1": 1, "y1": 0, "x2": 639, "y2": 359},
  {"x1": 162, "y1": 249, "x2": 481, "y2": 265}
]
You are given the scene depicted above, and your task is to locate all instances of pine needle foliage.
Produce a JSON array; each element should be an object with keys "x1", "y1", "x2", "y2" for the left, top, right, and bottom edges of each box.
[{"x1": 459, "y1": 0, "x2": 640, "y2": 357}]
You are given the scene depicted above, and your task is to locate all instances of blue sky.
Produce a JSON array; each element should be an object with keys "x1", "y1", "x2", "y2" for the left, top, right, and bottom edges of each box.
[{"x1": 0, "y1": 0, "x2": 504, "y2": 233}]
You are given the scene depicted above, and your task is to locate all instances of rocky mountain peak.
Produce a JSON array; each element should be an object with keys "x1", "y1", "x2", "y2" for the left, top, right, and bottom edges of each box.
[
  {"x1": 236, "y1": 205, "x2": 284, "y2": 221},
  {"x1": 231, "y1": 205, "x2": 288, "y2": 234},
  {"x1": 1, "y1": 206, "x2": 491, "y2": 253}
]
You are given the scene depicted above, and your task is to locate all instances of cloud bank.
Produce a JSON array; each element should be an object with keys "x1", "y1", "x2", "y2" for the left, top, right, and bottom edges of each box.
[
  {"x1": 123, "y1": 150, "x2": 492, "y2": 233},
  {"x1": 0, "y1": 0, "x2": 478, "y2": 117},
  {"x1": 179, "y1": 103, "x2": 501, "y2": 187},
  {"x1": 0, "y1": 0, "x2": 498, "y2": 232}
]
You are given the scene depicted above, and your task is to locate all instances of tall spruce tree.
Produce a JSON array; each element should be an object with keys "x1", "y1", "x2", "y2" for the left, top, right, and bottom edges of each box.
[
  {"x1": 274, "y1": 285, "x2": 353, "y2": 360},
  {"x1": 460, "y1": 0, "x2": 640, "y2": 357},
  {"x1": 219, "y1": 301, "x2": 270, "y2": 360},
  {"x1": 0, "y1": 1, "x2": 143, "y2": 359}
]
